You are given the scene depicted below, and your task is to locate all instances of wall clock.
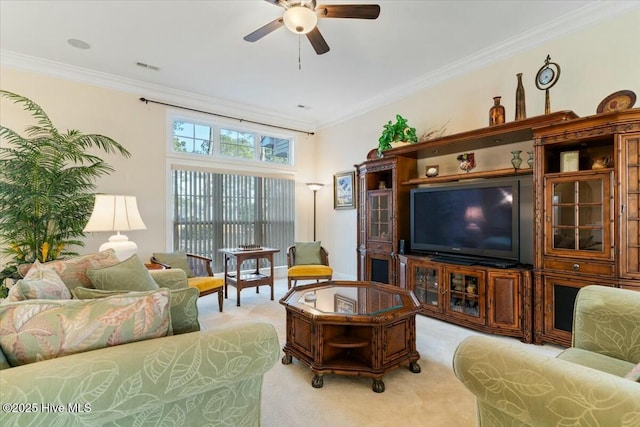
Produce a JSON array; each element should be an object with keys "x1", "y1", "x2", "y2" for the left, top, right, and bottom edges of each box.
[{"x1": 535, "y1": 54, "x2": 561, "y2": 114}]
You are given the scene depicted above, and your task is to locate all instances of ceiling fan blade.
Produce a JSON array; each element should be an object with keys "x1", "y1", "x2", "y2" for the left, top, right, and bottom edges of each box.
[
  {"x1": 263, "y1": 0, "x2": 282, "y2": 5},
  {"x1": 306, "y1": 27, "x2": 330, "y2": 55},
  {"x1": 317, "y1": 4, "x2": 380, "y2": 19},
  {"x1": 243, "y1": 18, "x2": 284, "y2": 42}
]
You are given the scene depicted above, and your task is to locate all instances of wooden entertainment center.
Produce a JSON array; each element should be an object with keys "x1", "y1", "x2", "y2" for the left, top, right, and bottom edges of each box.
[{"x1": 355, "y1": 109, "x2": 640, "y2": 345}]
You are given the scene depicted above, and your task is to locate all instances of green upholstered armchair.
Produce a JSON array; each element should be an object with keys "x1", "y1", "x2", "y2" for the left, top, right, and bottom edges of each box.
[
  {"x1": 453, "y1": 285, "x2": 640, "y2": 426},
  {"x1": 151, "y1": 252, "x2": 224, "y2": 312},
  {"x1": 286, "y1": 243, "x2": 333, "y2": 289}
]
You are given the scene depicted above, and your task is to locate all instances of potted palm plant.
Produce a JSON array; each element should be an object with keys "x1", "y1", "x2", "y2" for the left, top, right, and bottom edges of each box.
[
  {"x1": 0, "y1": 90, "x2": 131, "y2": 296},
  {"x1": 377, "y1": 114, "x2": 418, "y2": 157}
]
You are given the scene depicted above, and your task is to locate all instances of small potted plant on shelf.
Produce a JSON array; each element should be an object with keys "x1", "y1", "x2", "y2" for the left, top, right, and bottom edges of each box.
[{"x1": 377, "y1": 114, "x2": 418, "y2": 157}]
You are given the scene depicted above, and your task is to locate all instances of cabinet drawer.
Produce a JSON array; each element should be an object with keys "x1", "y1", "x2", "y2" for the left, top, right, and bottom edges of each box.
[
  {"x1": 367, "y1": 242, "x2": 393, "y2": 253},
  {"x1": 543, "y1": 258, "x2": 615, "y2": 276}
]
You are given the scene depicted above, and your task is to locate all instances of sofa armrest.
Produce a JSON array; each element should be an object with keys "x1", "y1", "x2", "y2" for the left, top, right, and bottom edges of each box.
[
  {"x1": 573, "y1": 285, "x2": 640, "y2": 363},
  {"x1": 453, "y1": 335, "x2": 640, "y2": 426},
  {"x1": 149, "y1": 268, "x2": 188, "y2": 290},
  {"x1": 0, "y1": 322, "x2": 279, "y2": 426}
]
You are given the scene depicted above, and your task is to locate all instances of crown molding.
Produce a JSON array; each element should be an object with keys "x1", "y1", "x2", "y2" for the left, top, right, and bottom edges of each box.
[
  {"x1": 0, "y1": 50, "x2": 317, "y2": 134},
  {"x1": 1, "y1": 2, "x2": 635, "y2": 132},
  {"x1": 316, "y1": 1, "x2": 638, "y2": 129}
]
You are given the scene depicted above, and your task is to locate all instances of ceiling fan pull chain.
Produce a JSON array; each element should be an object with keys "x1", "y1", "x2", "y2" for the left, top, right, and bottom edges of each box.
[{"x1": 298, "y1": 34, "x2": 302, "y2": 70}]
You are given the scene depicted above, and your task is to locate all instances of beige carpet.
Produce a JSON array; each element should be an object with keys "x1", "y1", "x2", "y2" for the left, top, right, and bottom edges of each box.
[{"x1": 198, "y1": 279, "x2": 562, "y2": 427}]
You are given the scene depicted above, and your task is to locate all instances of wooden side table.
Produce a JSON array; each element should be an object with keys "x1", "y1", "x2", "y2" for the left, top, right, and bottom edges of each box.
[{"x1": 218, "y1": 247, "x2": 280, "y2": 306}]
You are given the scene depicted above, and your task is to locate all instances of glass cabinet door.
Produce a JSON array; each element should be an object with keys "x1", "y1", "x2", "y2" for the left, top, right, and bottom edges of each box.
[
  {"x1": 367, "y1": 190, "x2": 392, "y2": 242},
  {"x1": 545, "y1": 173, "x2": 612, "y2": 259},
  {"x1": 413, "y1": 264, "x2": 441, "y2": 312},
  {"x1": 445, "y1": 268, "x2": 484, "y2": 324}
]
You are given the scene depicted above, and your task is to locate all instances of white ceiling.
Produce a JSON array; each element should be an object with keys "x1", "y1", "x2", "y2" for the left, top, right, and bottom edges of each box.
[{"x1": 0, "y1": 1, "x2": 633, "y2": 132}]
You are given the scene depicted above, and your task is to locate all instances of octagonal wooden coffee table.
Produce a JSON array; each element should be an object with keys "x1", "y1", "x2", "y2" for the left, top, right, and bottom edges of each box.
[{"x1": 280, "y1": 280, "x2": 421, "y2": 392}]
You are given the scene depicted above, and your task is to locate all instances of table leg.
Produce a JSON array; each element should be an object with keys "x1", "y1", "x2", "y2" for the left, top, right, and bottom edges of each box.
[
  {"x1": 236, "y1": 258, "x2": 242, "y2": 307},
  {"x1": 269, "y1": 254, "x2": 274, "y2": 301},
  {"x1": 223, "y1": 255, "x2": 229, "y2": 299}
]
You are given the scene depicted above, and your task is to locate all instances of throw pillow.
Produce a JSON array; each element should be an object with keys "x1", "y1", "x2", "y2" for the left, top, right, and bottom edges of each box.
[
  {"x1": 88, "y1": 255, "x2": 159, "y2": 292},
  {"x1": 72, "y1": 287, "x2": 200, "y2": 335},
  {"x1": 6, "y1": 278, "x2": 71, "y2": 302},
  {"x1": 6, "y1": 261, "x2": 72, "y2": 302},
  {"x1": 294, "y1": 241, "x2": 322, "y2": 265},
  {"x1": 625, "y1": 363, "x2": 640, "y2": 382},
  {"x1": 17, "y1": 250, "x2": 120, "y2": 290},
  {"x1": 0, "y1": 289, "x2": 171, "y2": 366},
  {"x1": 152, "y1": 251, "x2": 195, "y2": 278}
]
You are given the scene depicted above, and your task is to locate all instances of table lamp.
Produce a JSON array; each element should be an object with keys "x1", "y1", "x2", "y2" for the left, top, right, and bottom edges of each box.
[{"x1": 84, "y1": 195, "x2": 147, "y2": 260}]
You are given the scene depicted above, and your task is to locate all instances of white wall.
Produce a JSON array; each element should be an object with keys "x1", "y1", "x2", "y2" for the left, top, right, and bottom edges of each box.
[
  {"x1": 314, "y1": 9, "x2": 640, "y2": 279},
  {"x1": 0, "y1": 68, "x2": 320, "y2": 265},
  {"x1": 1, "y1": 9, "x2": 638, "y2": 278}
]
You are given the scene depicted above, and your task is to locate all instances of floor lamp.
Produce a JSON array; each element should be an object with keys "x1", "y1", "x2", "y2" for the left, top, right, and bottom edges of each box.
[{"x1": 306, "y1": 183, "x2": 324, "y2": 241}]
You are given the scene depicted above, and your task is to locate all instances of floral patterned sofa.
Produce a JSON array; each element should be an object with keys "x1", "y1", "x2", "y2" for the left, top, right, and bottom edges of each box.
[
  {"x1": 0, "y1": 251, "x2": 280, "y2": 426},
  {"x1": 453, "y1": 285, "x2": 640, "y2": 426}
]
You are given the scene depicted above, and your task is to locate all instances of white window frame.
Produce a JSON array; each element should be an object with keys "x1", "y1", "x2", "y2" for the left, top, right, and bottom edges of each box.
[{"x1": 167, "y1": 110, "x2": 296, "y2": 169}]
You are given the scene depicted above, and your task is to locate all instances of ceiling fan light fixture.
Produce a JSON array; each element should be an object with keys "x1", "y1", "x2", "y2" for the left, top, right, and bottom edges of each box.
[{"x1": 283, "y1": 5, "x2": 318, "y2": 34}]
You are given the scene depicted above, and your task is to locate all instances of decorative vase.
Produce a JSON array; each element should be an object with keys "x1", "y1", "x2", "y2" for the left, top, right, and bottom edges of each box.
[
  {"x1": 489, "y1": 96, "x2": 505, "y2": 126},
  {"x1": 511, "y1": 150, "x2": 523, "y2": 169},
  {"x1": 458, "y1": 152, "x2": 476, "y2": 173},
  {"x1": 527, "y1": 151, "x2": 534, "y2": 168},
  {"x1": 515, "y1": 73, "x2": 527, "y2": 121}
]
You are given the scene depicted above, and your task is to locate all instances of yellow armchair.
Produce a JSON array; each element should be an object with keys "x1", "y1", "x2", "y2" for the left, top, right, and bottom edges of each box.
[
  {"x1": 151, "y1": 252, "x2": 224, "y2": 312},
  {"x1": 286, "y1": 244, "x2": 332, "y2": 289}
]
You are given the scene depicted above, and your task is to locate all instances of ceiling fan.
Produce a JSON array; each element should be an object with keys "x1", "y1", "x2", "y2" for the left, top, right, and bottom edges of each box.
[{"x1": 244, "y1": 0, "x2": 381, "y2": 55}]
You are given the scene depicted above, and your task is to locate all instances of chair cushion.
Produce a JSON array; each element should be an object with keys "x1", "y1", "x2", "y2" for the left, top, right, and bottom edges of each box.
[
  {"x1": 557, "y1": 347, "x2": 636, "y2": 378},
  {"x1": 152, "y1": 251, "x2": 195, "y2": 278},
  {"x1": 0, "y1": 289, "x2": 171, "y2": 366},
  {"x1": 188, "y1": 276, "x2": 224, "y2": 293},
  {"x1": 17, "y1": 250, "x2": 120, "y2": 290},
  {"x1": 288, "y1": 265, "x2": 333, "y2": 277},
  {"x1": 6, "y1": 261, "x2": 71, "y2": 302},
  {"x1": 72, "y1": 287, "x2": 200, "y2": 335},
  {"x1": 294, "y1": 241, "x2": 322, "y2": 265},
  {"x1": 88, "y1": 255, "x2": 159, "y2": 292}
]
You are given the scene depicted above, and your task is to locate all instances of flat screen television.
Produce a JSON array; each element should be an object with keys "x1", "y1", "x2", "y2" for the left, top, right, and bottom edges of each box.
[{"x1": 410, "y1": 179, "x2": 520, "y2": 263}]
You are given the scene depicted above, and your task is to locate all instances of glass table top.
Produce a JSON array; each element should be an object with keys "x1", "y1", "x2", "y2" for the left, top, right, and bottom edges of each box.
[{"x1": 286, "y1": 284, "x2": 403, "y2": 316}]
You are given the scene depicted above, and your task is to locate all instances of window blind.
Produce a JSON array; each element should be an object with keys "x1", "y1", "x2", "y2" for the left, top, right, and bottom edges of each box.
[{"x1": 172, "y1": 169, "x2": 294, "y2": 272}]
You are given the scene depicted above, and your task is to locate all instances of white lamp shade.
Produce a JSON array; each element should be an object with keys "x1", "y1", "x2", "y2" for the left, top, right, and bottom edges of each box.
[
  {"x1": 283, "y1": 5, "x2": 318, "y2": 34},
  {"x1": 84, "y1": 195, "x2": 146, "y2": 232},
  {"x1": 306, "y1": 182, "x2": 324, "y2": 192},
  {"x1": 84, "y1": 195, "x2": 146, "y2": 261}
]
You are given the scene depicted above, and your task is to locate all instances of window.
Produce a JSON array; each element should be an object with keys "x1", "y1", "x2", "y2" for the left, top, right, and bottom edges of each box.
[
  {"x1": 172, "y1": 119, "x2": 292, "y2": 165},
  {"x1": 172, "y1": 169, "x2": 295, "y2": 271},
  {"x1": 220, "y1": 128, "x2": 254, "y2": 160},
  {"x1": 173, "y1": 121, "x2": 212, "y2": 155}
]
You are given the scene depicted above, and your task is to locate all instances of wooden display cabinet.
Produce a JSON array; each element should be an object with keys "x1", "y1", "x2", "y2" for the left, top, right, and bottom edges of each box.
[
  {"x1": 356, "y1": 156, "x2": 416, "y2": 285},
  {"x1": 405, "y1": 255, "x2": 532, "y2": 342},
  {"x1": 533, "y1": 109, "x2": 640, "y2": 345}
]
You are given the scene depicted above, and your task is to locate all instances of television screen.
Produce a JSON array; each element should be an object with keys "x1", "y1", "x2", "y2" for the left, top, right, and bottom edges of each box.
[{"x1": 410, "y1": 180, "x2": 520, "y2": 262}]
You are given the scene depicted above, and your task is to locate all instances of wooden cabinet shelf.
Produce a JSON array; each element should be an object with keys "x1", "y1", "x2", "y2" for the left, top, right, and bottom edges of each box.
[
  {"x1": 326, "y1": 335, "x2": 370, "y2": 349},
  {"x1": 385, "y1": 111, "x2": 578, "y2": 159},
  {"x1": 403, "y1": 167, "x2": 532, "y2": 185}
]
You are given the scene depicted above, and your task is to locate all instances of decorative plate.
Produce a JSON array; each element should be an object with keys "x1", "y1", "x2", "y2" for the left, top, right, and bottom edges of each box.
[{"x1": 596, "y1": 90, "x2": 636, "y2": 114}]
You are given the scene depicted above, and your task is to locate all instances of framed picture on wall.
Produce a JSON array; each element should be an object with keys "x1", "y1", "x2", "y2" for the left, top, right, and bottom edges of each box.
[
  {"x1": 334, "y1": 294, "x2": 357, "y2": 314},
  {"x1": 334, "y1": 170, "x2": 356, "y2": 210}
]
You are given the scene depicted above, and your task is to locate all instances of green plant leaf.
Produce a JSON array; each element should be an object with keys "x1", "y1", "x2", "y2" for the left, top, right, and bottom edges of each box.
[{"x1": 0, "y1": 90, "x2": 131, "y2": 264}]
